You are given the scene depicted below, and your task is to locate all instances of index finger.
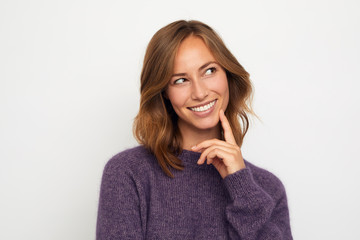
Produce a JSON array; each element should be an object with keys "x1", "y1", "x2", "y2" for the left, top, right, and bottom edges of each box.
[{"x1": 219, "y1": 109, "x2": 237, "y2": 145}]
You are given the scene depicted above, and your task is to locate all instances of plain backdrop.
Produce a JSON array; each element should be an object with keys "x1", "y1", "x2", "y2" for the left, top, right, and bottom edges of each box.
[{"x1": 1, "y1": 0, "x2": 359, "y2": 239}]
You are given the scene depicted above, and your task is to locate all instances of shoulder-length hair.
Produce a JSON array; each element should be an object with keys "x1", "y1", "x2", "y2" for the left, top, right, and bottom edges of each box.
[{"x1": 133, "y1": 20, "x2": 254, "y2": 177}]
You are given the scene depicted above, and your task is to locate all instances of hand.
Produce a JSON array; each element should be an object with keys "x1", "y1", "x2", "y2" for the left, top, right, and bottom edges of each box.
[{"x1": 192, "y1": 109, "x2": 246, "y2": 179}]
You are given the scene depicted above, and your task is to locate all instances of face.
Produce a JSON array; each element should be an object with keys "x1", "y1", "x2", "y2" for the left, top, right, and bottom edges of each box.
[{"x1": 165, "y1": 35, "x2": 229, "y2": 134}]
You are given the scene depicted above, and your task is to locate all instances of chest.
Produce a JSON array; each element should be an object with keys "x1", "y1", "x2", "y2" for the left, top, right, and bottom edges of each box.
[{"x1": 142, "y1": 167, "x2": 230, "y2": 239}]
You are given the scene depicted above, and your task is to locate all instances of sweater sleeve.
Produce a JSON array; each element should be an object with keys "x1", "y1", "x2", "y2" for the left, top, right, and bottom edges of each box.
[
  {"x1": 96, "y1": 157, "x2": 145, "y2": 240},
  {"x1": 223, "y1": 168, "x2": 292, "y2": 240}
]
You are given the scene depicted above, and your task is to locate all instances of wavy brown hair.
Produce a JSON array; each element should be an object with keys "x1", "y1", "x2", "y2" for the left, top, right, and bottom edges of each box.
[{"x1": 133, "y1": 20, "x2": 254, "y2": 177}]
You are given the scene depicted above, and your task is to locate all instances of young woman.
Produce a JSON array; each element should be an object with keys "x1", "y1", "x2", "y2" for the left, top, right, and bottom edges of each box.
[{"x1": 96, "y1": 20, "x2": 292, "y2": 239}]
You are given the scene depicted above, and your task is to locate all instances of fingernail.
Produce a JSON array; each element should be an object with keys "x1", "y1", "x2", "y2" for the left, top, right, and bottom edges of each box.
[{"x1": 191, "y1": 145, "x2": 197, "y2": 150}]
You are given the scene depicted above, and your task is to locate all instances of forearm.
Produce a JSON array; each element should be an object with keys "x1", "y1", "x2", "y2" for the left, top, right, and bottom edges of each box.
[{"x1": 224, "y1": 168, "x2": 292, "y2": 240}]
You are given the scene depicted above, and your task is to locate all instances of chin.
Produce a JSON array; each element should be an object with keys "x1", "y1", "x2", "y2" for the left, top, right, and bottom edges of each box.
[{"x1": 192, "y1": 118, "x2": 220, "y2": 131}]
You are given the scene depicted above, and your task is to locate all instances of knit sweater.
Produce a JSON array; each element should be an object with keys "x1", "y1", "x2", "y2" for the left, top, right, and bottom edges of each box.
[{"x1": 96, "y1": 146, "x2": 292, "y2": 239}]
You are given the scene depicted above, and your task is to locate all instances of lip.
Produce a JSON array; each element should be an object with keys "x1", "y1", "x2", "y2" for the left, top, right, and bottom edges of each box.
[
  {"x1": 187, "y1": 99, "x2": 217, "y2": 117},
  {"x1": 188, "y1": 99, "x2": 217, "y2": 109}
]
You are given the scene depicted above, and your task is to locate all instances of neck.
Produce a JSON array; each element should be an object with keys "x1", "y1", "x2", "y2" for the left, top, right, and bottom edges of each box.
[{"x1": 178, "y1": 121, "x2": 221, "y2": 151}]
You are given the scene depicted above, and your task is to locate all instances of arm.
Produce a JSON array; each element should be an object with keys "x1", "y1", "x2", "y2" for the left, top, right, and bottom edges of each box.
[
  {"x1": 96, "y1": 158, "x2": 145, "y2": 240},
  {"x1": 224, "y1": 168, "x2": 292, "y2": 240},
  {"x1": 193, "y1": 110, "x2": 292, "y2": 239}
]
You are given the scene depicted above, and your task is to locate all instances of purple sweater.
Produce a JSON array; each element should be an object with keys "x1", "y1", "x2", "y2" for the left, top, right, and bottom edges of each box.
[{"x1": 96, "y1": 146, "x2": 292, "y2": 239}]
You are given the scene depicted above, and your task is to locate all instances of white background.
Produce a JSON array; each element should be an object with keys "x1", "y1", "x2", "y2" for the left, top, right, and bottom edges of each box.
[{"x1": 1, "y1": 0, "x2": 359, "y2": 239}]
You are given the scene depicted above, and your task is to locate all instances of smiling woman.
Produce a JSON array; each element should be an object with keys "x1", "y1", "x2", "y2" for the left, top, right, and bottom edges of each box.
[
  {"x1": 133, "y1": 20, "x2": 254, "y2": 178},
  {"x1": 96, "y1": 20, "x2": 293, "y2": 239},
  {"x1": 166, "y1": 36, "x2": 230, "y2": 150}
]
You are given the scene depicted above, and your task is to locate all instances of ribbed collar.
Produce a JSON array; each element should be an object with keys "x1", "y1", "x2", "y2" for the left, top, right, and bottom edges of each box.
[
  {"x1": 178, "y1": 149, "x2": 201, "y2": 163},
  {"x1": 177, "y1": 149, "x2": 217, "y2": 171}
]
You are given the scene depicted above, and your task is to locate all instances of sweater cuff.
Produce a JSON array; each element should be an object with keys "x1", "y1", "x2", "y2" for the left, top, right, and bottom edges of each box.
[{"x1": 223, "y1": 168, "x2": 261, "y2": 201}]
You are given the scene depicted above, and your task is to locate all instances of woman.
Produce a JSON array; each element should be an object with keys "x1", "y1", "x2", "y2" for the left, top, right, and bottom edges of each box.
[{"x1": 96, "y1": 20, "x2": 292, "y2": 239}]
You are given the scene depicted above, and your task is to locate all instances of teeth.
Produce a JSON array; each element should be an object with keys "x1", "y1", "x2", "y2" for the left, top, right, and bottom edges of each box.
[{"x1": 190, "y1": 100, "x2": 216, "y2": 112}]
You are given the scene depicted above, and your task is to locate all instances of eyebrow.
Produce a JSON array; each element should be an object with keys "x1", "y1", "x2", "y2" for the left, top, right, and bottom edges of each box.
[{"x1": 171, "y1": 61, "x2": 218, "y2": 77}]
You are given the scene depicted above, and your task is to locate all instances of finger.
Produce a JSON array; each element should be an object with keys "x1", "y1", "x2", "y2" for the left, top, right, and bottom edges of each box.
[
  {"x1": 192, "y1": 138, "x2": 232, "y2": 152},
  {"x1": 205, "y1": 156, "x2": 220, "y2": 165},
  {"x1": 205, "y1": 148, "x2": 245, "y2": 174},
  {"x1": 197, "y1": 144, "x2": 237, "y2": 165},
  {"x1": 219, "y1": 109, "x2": 237, "y2": 145},
  {"x1": 211, "y1": 158, "x2": 227, "y2": 178},
  {"x1": 197, "y1": 144, "x2": 237, "y2": 164},
  {"x1": 203, "y1": 148, "x2": 234, "y2": 166}
]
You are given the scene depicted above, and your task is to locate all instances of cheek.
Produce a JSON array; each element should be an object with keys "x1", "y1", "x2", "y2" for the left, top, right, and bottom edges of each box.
[
  {"x1": 221, "y1": 83, "x2": 230, "y2": 109},
  {"x1": 167, "y1": 88, "x2": 189, "y2": 109},
  {"x1": 210, "y1": 74, "x2": 229, "y2": 108},
  {"x1": 210, "y1": 74, "x2": 229, "y2": 96},
  {"x1": 223, "y1": 87, "x2": 230, "y2": 109},
  {"x1": 219, "y1": 80, "x2": 229, "y2": 96}
]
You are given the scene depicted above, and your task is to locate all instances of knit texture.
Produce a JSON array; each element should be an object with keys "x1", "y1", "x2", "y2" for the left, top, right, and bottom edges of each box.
[{"x1": 96, "y1": 146, "x2": 292, "y2": 239}]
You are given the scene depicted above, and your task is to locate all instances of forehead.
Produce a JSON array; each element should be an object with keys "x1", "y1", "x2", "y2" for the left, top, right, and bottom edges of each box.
[{"x1": 173, "y1": 36, "x2": 216, "y2": 72}]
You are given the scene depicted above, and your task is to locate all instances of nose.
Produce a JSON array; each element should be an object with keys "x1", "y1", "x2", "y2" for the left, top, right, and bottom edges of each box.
[{"x1": 191, "y1": 78, "x2": 208, "y2": 100}]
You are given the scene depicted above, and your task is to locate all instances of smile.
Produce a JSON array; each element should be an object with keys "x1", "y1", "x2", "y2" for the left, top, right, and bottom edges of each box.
[{"x1": 189, "y1": 100, "x2": 217, "y2": 112}]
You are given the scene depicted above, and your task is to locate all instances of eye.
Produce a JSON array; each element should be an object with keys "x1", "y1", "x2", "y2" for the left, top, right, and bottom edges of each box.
[
  {"x1": 174, "y1": 78, "x2": 186, "y2": 84},
  {"x1": 205, "y1": 67, "x2": 216, "y2": 75}
]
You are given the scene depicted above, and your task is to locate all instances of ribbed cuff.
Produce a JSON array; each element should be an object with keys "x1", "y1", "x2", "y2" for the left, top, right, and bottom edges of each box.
[{"x1": 223, "y1": 168, "x2": 261, "y2": 201}]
